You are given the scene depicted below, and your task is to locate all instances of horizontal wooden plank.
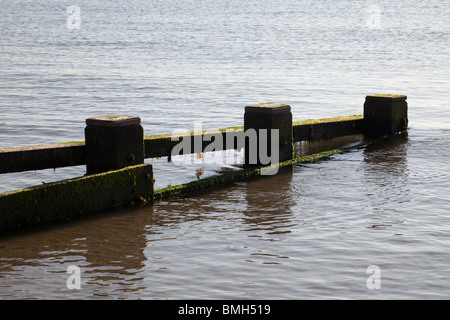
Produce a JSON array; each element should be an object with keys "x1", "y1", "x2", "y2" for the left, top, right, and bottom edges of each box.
[
  {"x1": 154, "y1": 149, "x2": 341, "y2": 201},
  {"x1": 0, "y1": 163, "x2": 153, "y2": 232},
  {"x1": 144, "y1": 116, "x2": 364, "y2": 158},
  {"x1": 144, "y1": 126, "x2": 245, "y2": 158},
  {"x1": 0, "y1": 142, "x2": 85, "y2": 174},
  {"x1": 293, "y1": 115, "x2": 364, "y2": 141}
]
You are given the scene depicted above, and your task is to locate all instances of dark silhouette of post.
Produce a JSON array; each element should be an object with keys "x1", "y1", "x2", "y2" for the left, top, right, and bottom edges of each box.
[
  {"x1": 363, "y1": 95, "x2": 408, "y2": 137},
  {"x1": 85, "y1": 115, "x2": 144, "y2": 174},
  {"x1": 244, "y1": 103, "x2": 293, "y2": 168}
]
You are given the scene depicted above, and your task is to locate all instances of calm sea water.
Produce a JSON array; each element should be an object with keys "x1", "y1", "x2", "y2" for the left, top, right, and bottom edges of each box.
[{"x1": 0, "y1": 0, "x2": 449, "y2": 299}]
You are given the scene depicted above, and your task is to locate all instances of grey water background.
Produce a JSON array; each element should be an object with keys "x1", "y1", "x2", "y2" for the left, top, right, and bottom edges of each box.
[{"x1": 0, "y1": 0, "x2": 449, "y2": 299}]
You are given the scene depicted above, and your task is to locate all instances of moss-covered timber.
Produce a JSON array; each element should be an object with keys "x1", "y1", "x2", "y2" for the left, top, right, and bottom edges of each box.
[
  {"x1": 143, "y1": 126, "x2": 245, "y2": 158},
  {"x1": 293, "y1": 115, "x2": 364, "y2": 142},
  {"x1": 154, "y1": 149, "x2": 340, "y2": 202},
  {"x1": 0, "y1": 142, "x2": 85, "y2": 174},
  {"x1": 145, "y1": 115, "x2": 365, "y2": 159},
  {"x1": 0, "y1": 163, "x2": 153, "y2": 232},
  {"x1": 0, "y1": 115, "x2": 365, "y2": 174}
]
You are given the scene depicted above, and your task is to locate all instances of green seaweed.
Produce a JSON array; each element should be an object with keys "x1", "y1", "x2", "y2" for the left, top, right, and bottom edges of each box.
[
  {"x1": 153, "y1": 149, "x2": 340, "y2": 202},
  {"x1": 368, "y1": 94, "x2": 406, "y2": 99},
  {"x1": 0, "y1": 113, "x2": 372, "y2": 232},
  {"x1": 293, "y1": 115, "x2": 363, "y2": 126},
  {"x1": 60, "y1": 141, "x2": 85, "y2": 146},
  {"x1": 0, "y1": 164, "x2": 153, "y2": 232}
]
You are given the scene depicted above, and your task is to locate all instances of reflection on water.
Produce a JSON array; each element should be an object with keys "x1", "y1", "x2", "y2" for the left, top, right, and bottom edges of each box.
[
  {"x1": 0, "y1": 207, "x2": 154, "y2": 298},
  {"x1": 362, "y1": 132, "x2": 410, "y2": 231},
  {"x1": 1, "y1": 129, "x2": 450, "y2": 299},
  {"x1": 294, "y1": 134, "x2": 367, "y2": 158},
  {"x1": 242, "y1": 169, "x2": 295, "y2": 239},
  {"x1": 363, "y1": 132, "x2": 409, "y2": 179}
]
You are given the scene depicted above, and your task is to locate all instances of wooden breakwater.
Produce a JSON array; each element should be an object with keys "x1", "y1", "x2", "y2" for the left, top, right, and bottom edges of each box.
[{"x1": 0, "y1": 94, "x2": 408, "y2": 232}]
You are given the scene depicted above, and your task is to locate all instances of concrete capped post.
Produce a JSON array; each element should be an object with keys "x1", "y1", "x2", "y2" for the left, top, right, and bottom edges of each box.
[
  {"x1": 244, "y1": 103, "x2": 293, "y2": 167},
  {"x1": 85, "y1": 115, "x2": 144, "y2": 175},
  {"x1": 363, "y1": 94, "x2": 408, "y2": 137}
]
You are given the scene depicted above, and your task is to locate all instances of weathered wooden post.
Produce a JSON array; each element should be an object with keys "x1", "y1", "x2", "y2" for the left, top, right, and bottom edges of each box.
[
  {"x1": 85, "y1": 115, "x2": 144, "y2": 174},
  {"x1": 244, "y1": 103, "x2": 293, "y2": 169},
  {"x1": 363, "y1": 94, "x2": 408, "y2": 137}
]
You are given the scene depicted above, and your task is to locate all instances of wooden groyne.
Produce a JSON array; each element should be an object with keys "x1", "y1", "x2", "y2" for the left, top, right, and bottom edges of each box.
[
  {"x1": 0, "y1": 115, "x2": 364, "y2": 174},
  {"x1": 0, "y1": 95, "x2": 408, "y2": 232}
]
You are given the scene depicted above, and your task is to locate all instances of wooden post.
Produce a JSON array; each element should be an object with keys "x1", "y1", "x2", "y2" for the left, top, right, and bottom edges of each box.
[
  {"x1": 244, "y1": 103, "x2": 293, "y2": 168},
  {"x1": 363, "y1": 95, "x2": 408, "y2": 137},
  {"x1": 85, "y1": 115, "x2": 144, "y2": 175}
]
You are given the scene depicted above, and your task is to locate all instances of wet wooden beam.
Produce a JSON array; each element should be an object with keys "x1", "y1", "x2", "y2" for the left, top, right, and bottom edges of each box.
[
  {"x1": 143, "y1": 127, "x2": 246, "y2": 158},
  {"x1": 0, "y1": 163, "x2": 154, "y2": 232},
  {"x1": 144, "y1": 115, "x2": 364, "y2": 159},
  {"x1": 0, "y1": 116, "x2": 365, "y2": 174},
  {"x1": 293, "y1": 115, "x2": 364, "y2": 141},
  {"x1": 0, "y1": 142, "x2": 85, "y2": 174}
]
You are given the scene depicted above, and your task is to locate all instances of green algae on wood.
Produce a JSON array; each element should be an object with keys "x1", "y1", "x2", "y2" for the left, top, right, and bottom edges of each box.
[
  {"x1": 293, "y1": 115, "x2": 364, "y2": 142},
  {"x1": 0, "y1": 115, "x2": 365, "y2": 174},
  {"x1": 365, "y1": 94, "x2": 407, "y2": 102},
  {"x1": 144, "y1": 126, "x2": 246, "y2": 158},
  {"x1": 293, "y1": 115, "x2": 363, "y2": 126},
  {"x1": 0, "y1": 163, "x2": 153, "y2": 232},
  {"x1": 153, "y1": 149, "x2": 340, "y2": 202}
]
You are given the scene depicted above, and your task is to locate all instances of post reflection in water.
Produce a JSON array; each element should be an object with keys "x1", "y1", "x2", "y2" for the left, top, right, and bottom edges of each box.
[
  {"x1": 240, "y1": 168, "x2": 296, "y2": 240},
  {"x1": 0, "y1": 131, "x2": 416, "y2": 299},
  {"x1": 76, "y1": 208, "x2": 154, "y2": 290},
  {"x1": 0, "y1": 205, "x2": 157, "y2": 298},
  {"x1": 362, "y1": 132, "x2": 410, "y2": 231}
]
